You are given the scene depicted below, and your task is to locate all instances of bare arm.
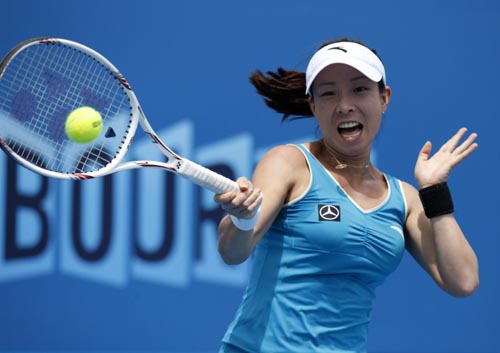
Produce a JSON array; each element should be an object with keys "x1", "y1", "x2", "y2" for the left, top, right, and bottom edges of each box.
[
  {"x1": 214, "y1": 145, "x2": 307, "y2": 264},
  {"x1": 404, "y1": 128, "x2": 479, "y2": 297}
]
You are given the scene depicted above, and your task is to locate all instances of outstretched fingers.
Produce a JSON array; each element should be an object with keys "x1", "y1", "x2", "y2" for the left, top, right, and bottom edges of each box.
[
  {"x1": 441, "y1": 128, "x2": 479, "y2": 164},
  {"x1": 441, "y1": 128, "x2": 476, "y2": 151},
  {"x1": 453, "y1": 131, "x2": 478, "y2": 160}
]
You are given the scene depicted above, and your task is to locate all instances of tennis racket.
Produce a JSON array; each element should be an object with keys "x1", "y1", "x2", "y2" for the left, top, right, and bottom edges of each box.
[{"x1": 0, "y1": 37, "x2": 239, "y2": 193}]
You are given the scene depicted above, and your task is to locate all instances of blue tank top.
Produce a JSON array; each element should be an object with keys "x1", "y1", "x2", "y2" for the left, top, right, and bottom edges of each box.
[{"x1": 222, "y1": 144, "x2": 407, "y2": 353}]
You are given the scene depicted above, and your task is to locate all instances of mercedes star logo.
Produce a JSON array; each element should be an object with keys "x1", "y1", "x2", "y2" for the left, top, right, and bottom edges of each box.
[{"x1": 318, "y1": 204, "x2": 340, "y2": 221}]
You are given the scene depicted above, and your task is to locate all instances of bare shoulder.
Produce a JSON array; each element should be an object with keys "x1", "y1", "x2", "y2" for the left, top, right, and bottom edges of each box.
[
  {"x1": 399, "y1": 180, "x2": 424, "y2": 218},
  {"x1": 255, "y1": 144, "x2": 309, "y2": 180},
  {"x1": 260, "y1": 144, "x2": 308, "y2": 166},
  {"x1": 253, "y1": 144, "x2": 310, "y2": 203},
  {"x1": 400, "y1": 180, "x2": 418, "y2": 195},
  {"x1": 400, "y1": 180, "x2": 418, "y2": 202}
]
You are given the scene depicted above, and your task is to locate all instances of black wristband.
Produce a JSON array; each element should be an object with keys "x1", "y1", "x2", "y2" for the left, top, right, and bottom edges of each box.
[{"x1": 418, "y1": 182, "x2": 454, "y2": 218}]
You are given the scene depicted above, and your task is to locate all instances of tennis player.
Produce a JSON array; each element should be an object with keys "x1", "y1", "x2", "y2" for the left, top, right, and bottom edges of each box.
[{"x1": 214, "y1": 38, "x2": 479, "y2": 353}]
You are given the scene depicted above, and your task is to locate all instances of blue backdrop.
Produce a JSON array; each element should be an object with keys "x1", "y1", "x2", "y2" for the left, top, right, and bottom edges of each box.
[{"x1": 1, "y1": 1, "x2": 499, "y2": 352}]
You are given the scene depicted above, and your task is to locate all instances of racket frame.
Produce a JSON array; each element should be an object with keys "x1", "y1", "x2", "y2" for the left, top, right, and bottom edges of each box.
[{"x1": 0, "y1": 38, "x2": 239, "y2": 193}]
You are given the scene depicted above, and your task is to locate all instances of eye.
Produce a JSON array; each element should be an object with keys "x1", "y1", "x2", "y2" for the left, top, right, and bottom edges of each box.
[
  {"x1": 319, "y1": 90, "x2": 336, "y2": 97},
  {"x1": 354, "y1": 86, "x2": 369, "y2": 93}
]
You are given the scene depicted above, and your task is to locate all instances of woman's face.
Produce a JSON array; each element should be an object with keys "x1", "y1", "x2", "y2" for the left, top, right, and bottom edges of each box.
[{"x1": 309, "y1": 63, "x2": 391, "y2": 157}]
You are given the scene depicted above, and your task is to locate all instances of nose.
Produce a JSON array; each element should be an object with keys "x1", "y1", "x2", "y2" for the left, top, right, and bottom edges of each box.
[{"x1": 336, "y1": 93, "x2": 355, "y2": 115}]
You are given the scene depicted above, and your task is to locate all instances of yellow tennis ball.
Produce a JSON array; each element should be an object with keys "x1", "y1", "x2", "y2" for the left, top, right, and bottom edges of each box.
[{"x1": 65, "y1": 106, "x2": 103, "y2": 144}]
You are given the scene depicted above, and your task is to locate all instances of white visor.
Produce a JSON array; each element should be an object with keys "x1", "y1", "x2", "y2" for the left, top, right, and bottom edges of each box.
[{"x1": 305, "y1": 41, "x2": 386, "y2": 95}]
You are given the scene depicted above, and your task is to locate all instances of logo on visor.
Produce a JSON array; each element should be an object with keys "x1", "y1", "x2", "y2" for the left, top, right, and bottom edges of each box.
[
  {"x1": 328, "y1": 46, "x2": 347, "y2": 53},
  {"x1": 318, "y1": 204, "x2": 341, "y2": 221}
]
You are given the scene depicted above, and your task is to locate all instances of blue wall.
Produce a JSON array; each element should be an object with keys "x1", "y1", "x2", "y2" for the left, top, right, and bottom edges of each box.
[{"x1": 1, "y1": 1, "x2": 499, "y2": 352}]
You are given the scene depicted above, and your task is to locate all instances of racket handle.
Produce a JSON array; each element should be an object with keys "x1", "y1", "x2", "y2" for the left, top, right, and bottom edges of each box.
[{"x1": 180, "y1": 159, "x2": 240, "y2": 194}]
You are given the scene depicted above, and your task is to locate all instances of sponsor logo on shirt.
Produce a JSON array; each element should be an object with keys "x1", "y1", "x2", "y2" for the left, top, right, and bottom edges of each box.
[{"x1": 318, "y1": 204, "x2": 341, "y2": 221}]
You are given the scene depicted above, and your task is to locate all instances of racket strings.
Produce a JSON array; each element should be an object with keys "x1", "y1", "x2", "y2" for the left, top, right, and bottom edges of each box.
[{"x1": 0, "y1": 40, "x2": 132, "y2": 174}]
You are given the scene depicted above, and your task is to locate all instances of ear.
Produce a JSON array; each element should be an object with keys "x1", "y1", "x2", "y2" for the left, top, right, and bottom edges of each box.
[
  {"x1": 381, "y1": 86, "x2": 392, "y2": 113},
  {"x1": 307, "y1": 95, "x2": 315, "y2": 115}
]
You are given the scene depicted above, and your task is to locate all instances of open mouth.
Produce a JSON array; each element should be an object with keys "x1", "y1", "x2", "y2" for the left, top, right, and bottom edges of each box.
[{"x1": 338, "y1": 121, "x2": 363, "y2": 138}]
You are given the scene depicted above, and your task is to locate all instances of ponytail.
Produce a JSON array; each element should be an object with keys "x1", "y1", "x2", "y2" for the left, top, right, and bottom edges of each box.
[{"x1": 249, "y1": 68, "x2": 313, "y2": 122}]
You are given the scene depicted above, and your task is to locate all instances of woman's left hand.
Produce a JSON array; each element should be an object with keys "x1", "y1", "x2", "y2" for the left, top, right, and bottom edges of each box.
[{"x1": 414, "y1": 127, "x2": 478, "y2": 189}]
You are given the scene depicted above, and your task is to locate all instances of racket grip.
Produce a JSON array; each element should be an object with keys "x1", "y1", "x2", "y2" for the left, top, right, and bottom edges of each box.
[{"x1": 180, "y1": 159, "x2": 240, "y2": 194}]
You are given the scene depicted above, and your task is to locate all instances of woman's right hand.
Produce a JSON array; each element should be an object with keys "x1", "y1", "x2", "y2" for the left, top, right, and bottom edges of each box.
[{"x1": 214, "y1": 176, "x2": 263, "y2": 220}]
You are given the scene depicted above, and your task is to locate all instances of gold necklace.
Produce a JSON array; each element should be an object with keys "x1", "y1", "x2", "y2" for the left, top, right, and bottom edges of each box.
[
  {"x1": 332, "y1": 157, "x2": 370, "y2": 170},
  {"x1": 320, "y1": 140, "x2": 370, "y2": 170}
]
